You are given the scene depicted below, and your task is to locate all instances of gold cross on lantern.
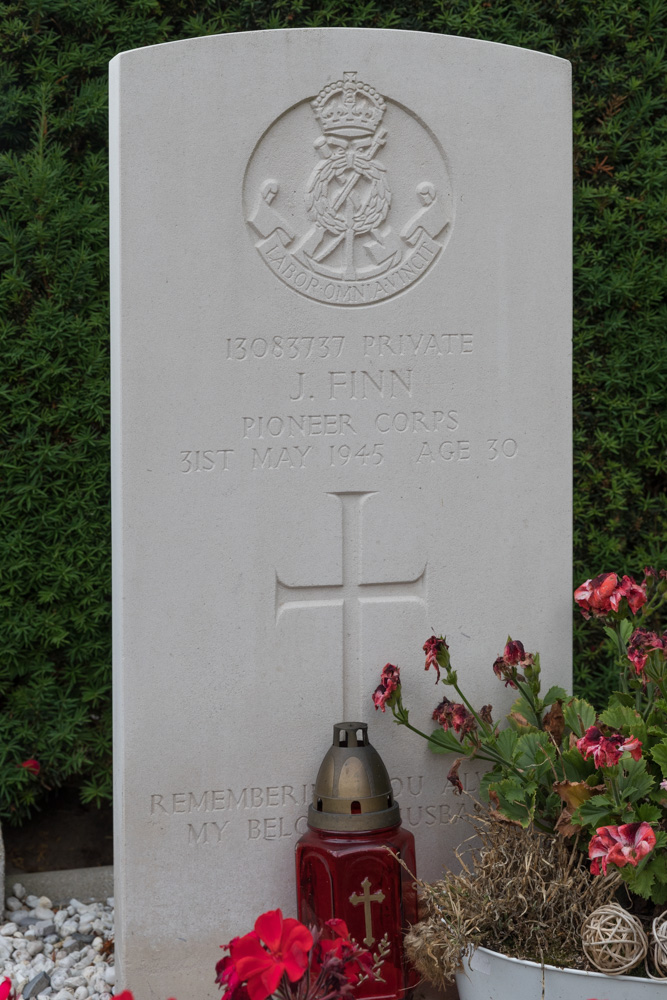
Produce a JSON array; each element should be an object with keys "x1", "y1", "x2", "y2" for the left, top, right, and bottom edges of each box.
[{"x1": 349, "y1": 877, "x2": 385, "y2": 946}]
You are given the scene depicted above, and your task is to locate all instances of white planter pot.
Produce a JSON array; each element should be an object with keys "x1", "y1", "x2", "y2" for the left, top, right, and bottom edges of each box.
[{"x1": 455, "y1": 944, "x2": 665, "y2": 999}]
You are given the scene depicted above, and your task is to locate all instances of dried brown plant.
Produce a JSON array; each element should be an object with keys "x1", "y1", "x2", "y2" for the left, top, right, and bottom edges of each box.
[{"x1": 404, "y1": 808, "x2": 621, "y2": 987}]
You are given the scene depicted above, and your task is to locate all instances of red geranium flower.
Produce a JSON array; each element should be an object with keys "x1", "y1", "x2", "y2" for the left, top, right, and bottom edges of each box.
[
  {"x1": 372, "y1": 663, "x2": 400, "y2": 712},
  {"x1": 0, "y1": 978, "x2": 13, "y2": 1000},
  {"x1": 433, "y1": 696, "x2": 475, "y2": 735},
  {"x1": 627, "y1": 627, "x2": 667, "y2": 673},
  {"x1": 423, "y1": 635, "x2": 448, "y2": 682},
  {"x1": 311, "y1": 919, "x2": 373, "y2": 986},
  {"x1": 229, "y1": 910, "x2": 312, "y2": 1000},
  {"x1": 217, "y1": 942, "x2": 251, "y2": 1000},
  {"x1": 589, "y1": 822, "x2": 656, "y2": 875},
  {"x1": 574, "y1": 572, "x2": 646, "y2": 619},
  {"x1": 115, "y1": 993, "x2": 177, "y2": 1000},
  {"x1": 492, "y1": 637, "x2": 530, "y2": 689},
  {"x1": 503, "y1": 638, "x2": 525, "y2": 665},
  {"x1": 576, "y1": 726, "x2": 642, "y2": 768},
  {"x1": 19, "y1": 759, "x2": 40, "y2": 776}
]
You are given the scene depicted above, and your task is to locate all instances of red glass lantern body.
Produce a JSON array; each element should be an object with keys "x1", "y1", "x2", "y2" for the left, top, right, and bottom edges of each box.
[{"x1": 296, "y1": 824, "x2": 418, "y2": 999}]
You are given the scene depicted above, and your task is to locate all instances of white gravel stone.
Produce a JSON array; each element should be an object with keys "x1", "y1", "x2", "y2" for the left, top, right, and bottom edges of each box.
[
  {"x1": 0, "y1": 896, "x2": 114, "y2": 1000},
  {"x1": 5, "y1": 897, "x2": 22, "y2": 912},
  {"x1": 12, "y1": 884, "x2": 27, "y2": 900},
  {"x1": 50, "y1": 970, "x2": 69, "y2": 990},
  {"x1": 64, "y1": 976, "x2": 87, "y2": 989}
]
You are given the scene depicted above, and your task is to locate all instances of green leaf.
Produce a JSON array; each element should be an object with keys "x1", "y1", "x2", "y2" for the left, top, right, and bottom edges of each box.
[
  {"x1": 598, "y1": 703, "x2": 646, "y2": 742},
  {"x1": 635, "y1": 803, "x2": 662, "y2": 824},
  {"x1": 623, "y1": 863, "x2": 655, "y2": 900},
  {"x1": 542, "y1": 686, "x2": 568, "y2": 706},
  {"x1": 495, "y1": 727, "x2": 519, "y2": 762},
  {"x1": 490, "y1": 778, "x2": 536, "y2": 828},
  {"x1": 428, "y1": 728, "x2": 463, "y2": 755},
  {"x1": 508, "y1": 696, "x2": 539, "y2": 730},
  {"x1": 608, "y1": 692, "x2": 635, "y2": 708},
  {"x1": 573, "y1": 794, "x2": 616, "y2": 828},
  {"x1": 561, "y1": 747, "x2": 596, "y2": 782},
  {"x1": 650, "y1": 739, "x2": 667, "y2": 778},
  {"x1": 563, "y1": 698, "x2": 596, "y2": 736},
  {"x1": 516, "y1": 731, "x2": 556, "y2": 781},
  {"x1": 619, "y1": 757, "x2": 654, "y2": 804}
]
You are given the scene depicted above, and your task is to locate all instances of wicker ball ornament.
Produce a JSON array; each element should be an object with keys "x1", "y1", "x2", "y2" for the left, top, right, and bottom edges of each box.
[
  {"x1": 649, "y1": 910, "x2": 667, "y2": 979},
  {"x1": 581, "y1": 903, "x2": 648, "y2": 975}
]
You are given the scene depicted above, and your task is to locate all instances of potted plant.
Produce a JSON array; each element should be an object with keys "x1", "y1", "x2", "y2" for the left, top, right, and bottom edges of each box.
[{"x1": 373, "y1": 568, "x2": 667, "y2": 996}]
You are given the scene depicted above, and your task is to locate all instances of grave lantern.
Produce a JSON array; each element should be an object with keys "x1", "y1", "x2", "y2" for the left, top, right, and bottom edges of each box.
[{"x1": 296, "y1": 722, "x2": 418, "y2": 999}]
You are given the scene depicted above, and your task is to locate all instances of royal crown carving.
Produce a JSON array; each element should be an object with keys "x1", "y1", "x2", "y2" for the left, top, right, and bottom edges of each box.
[{"x1": 311, "y1": 71, "x2": 385, "y2": 138}]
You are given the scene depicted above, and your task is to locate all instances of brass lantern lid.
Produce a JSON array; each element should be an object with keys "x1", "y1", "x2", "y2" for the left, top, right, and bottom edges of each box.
[{"x1": 308, "y1": 721, "x2": 401, "y2": 832}]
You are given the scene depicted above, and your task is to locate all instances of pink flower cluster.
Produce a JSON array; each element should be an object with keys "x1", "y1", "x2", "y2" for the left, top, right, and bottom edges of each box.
[
  {"x1": 574, "y1": 572, "x2": 646, "y2": 620},
  {"x1": 589, "y1": 822, "x2": 656, "y2": 875},
  {"x1": 627, "y1": 627, "x2": 667, "y2": 673},
  {"x1": 433, "y1": 696, "x2": 475, "y2": 735},
  {"x1": 576, "y1": 726, "x2": 642, "y2": 768},
  {"x1": 372, "y1": 663, "x2": 400, "y2": 712}
]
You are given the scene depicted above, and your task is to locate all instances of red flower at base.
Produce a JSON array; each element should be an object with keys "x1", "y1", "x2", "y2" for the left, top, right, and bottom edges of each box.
[
  {"x1": 311, "y1": 918, "x2": 374, "y2": 986},
  {"x1": 0, "y1": 978, "x2": 12, "y2": 1000},
  {"x1": 576, "y1": 726, "x2": 642, "y2": 768},
  {"x1": 228, "y1": 910, "x2": 313, "y2": 1000},
  {"x1": 589, "y1": 822, "x2": 656, "y2": 875},
  {"x1": 216, "y1": 943, "x2": 251, "y2": 1000},
  {"x1": 372, "y1": 663, "x2": 400, "y2": 712},
  {"x1": 114, "y1": 992, "x2": 177, "y2": 1000}
]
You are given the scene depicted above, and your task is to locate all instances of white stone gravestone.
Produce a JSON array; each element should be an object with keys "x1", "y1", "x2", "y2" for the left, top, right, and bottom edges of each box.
[{"x1": 110, "y1": 28, "x2": 571, "y2": 999}]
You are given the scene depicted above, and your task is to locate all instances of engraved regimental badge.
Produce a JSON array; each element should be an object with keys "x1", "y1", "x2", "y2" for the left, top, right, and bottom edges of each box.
[{"x1": 244, "y1": 71, "x2": 453, "y2": 306}]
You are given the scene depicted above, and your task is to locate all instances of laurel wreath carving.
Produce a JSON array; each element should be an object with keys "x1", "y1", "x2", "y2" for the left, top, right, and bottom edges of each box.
[{"x1": 305, "y1": 152, "x2": 391, "y2": 236}]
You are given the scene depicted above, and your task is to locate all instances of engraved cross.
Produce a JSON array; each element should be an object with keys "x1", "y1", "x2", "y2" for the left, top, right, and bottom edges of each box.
[
  {"x1": 275, "y1": 492, "x2": 426, "y2": 718},
  {"x1": 349, "y1": 877, "x2": 385, "y2": 946}
]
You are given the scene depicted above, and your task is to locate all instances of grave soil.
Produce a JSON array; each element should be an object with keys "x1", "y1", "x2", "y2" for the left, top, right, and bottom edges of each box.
[{"x1": 3, "y1": 786, "x2": 113, "y2": 874}]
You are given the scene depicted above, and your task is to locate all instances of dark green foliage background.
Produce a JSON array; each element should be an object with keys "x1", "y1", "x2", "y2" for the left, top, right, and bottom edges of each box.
[{"x1": 1, "y1": 0, "x2": 665, "y2": 823}]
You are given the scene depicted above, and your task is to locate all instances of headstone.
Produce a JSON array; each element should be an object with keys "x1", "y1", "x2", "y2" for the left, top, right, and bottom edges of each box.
[{"x1": 110, "y1": 28, "x2": 571, "y2": 999}]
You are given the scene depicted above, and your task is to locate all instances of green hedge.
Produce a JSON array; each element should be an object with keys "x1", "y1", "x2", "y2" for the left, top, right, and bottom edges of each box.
[{"x1": 1, "y1": 0, "x2": 665, "y2": 823}]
